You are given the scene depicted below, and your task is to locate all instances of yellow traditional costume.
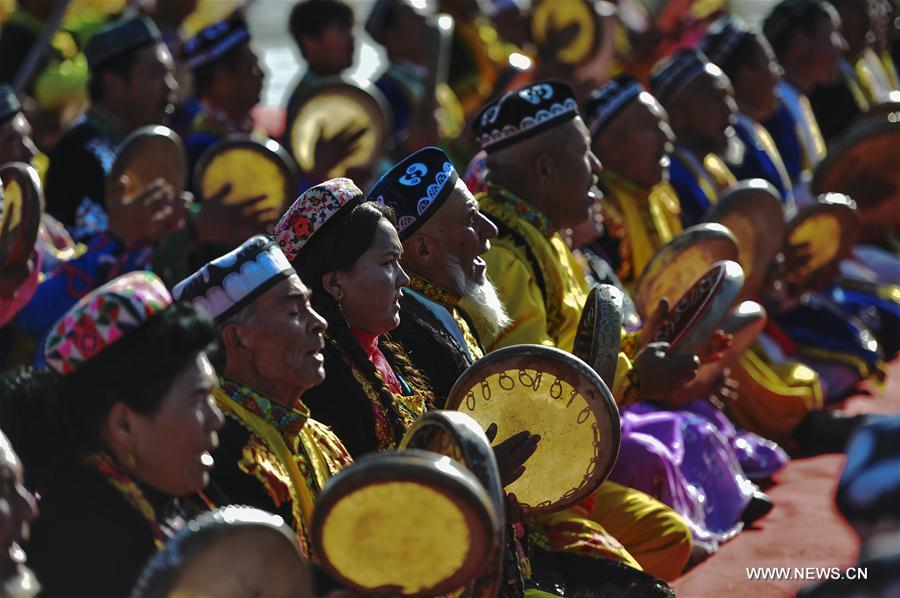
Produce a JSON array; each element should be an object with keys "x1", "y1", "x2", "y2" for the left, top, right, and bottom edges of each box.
[
  {"x1": 477, "y1": 183, "x2": 691, "y2": 580},
  {"x1": 213, "y1": 380, "x2": 353, "y2": 558}
]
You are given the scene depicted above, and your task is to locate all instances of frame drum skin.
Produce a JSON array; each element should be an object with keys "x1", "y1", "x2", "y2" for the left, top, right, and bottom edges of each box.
[
  {"x1": 107, "y1": 125, "x2": 187, "y2": 206},
  {"x1": 0, "y1": 162, "x2": 42, "y2": 270},
  {"x1": 572, "y1": 283, "x2": 625, "y2": 386},
  {"x1": 445, "y1": 344, "x2": 620, "y2": 514}
]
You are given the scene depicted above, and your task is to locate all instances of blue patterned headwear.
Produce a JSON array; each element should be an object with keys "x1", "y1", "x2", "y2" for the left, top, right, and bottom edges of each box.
[
  {"x1": 650, "y1": 48, "x2": 718, "y2": 105},
  {"x1": 472, "y1": 79, "x2": 580, "y2": 153},
  {"x1": 585, "y1": 76, "x2": 645, "y2": 138},
  {"x1": 700, "y1": 15, "x2": 753, "y2": 68},
  {"x1": 183, "y1": 12, "x2": 252, "y2": 70},
  {"x1": 367, "y1": 146, "x2": 459, "y2": 240}
]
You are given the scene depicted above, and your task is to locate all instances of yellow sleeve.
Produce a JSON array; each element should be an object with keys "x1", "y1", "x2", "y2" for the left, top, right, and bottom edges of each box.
[
  {"x1": 484, "y1": 244, "x2": 555, "y2": 350},
  {"x1": 612, "y1": 351, "x2": 635, "y2": 406}
]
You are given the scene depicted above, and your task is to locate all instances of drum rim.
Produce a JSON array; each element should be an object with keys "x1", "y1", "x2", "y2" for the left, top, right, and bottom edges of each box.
[
  {"x1": 399, "y1": 411, "x2": 506, "y2": 597},
  {"x1": 573, "y1": 283, "x2": 625, "y2": 386},
  {"x1": 785, "y1": 193, "x2": 860, "y2": 280},
  {"x1": 109, "y1": 124, "x2": 188, "y2": 195},
  {"x1": 812, "y1": 112, "x2": 900, "y2": 198},
  {"x1": 288, "y1": 77, "x2": 393, "y2": 174},
  {"x1": 192, "y1": 134, "x2": 300, "y2": 207},
  {"x1": 530, "y1": 0, "x2": 603, "y2": 66},
  {"x1": 444, "y1": 344, "x2": 621, "y2": 513},
  {"x1": 311, "y1": 449, "x2": 498, "y2": 596},
  {"x1": 704, "y1": 179, "x2": 785, "y2": 301},
  {"x1": 634, "y1": 222, "x2": 739, "y2": 320},
  {"x1": 659, "y1": 260, "x2": 744, "y2": 357},
  {"x1": 0, "y1": 161, "x2": 42, "y2": 269}
]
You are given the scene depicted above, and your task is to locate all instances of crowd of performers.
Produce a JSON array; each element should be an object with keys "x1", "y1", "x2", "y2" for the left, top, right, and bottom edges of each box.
[{"x1": 0, "y1": 0, "x2": 898, "y2": 596}]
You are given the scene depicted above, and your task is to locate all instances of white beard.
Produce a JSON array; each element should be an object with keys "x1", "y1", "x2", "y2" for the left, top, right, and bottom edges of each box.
[
  {"x1": 1, "y1": 557, "x2": 40, "y2": 598},
  {"x1": 446, "y1": 256, "x2": 511, "y2": 338}
]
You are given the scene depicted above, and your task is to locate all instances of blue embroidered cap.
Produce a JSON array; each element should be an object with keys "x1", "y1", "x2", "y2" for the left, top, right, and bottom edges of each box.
[
  {"x1": 700, "y1": 15, "x2": 753, "y2": 68},
  {"x1": 472, "y1": 79, "x2": 580, "y2": 153},
  {"x1": 367, "y1": 146, "x2": 459, "y2": 240},
  {"x1": 183, "y1": 12, "x2": 251, "y2": 70},
  {"x1": 650, "y1": 48, "x2": 718, "y2": 105},
  {"x1": 585, "y1": 76, "x2": 645, "y2": 138}
]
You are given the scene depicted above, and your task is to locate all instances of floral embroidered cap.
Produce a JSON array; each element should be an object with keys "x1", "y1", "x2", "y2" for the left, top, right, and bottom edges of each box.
[
  {"x1": 472, "y1": 79, "x2": 579, "y2": 153},
  {"x1": 44, "y1": 271, "x2": 172, "y2": 375},
  {"x1": 585, "y1": 76, "x2": 645, "y2": 138},
  {"x1": 173, "y1": 235, "x2": 294, "y2": 323},
  {"x1": 273, "y1": 177, "x2": 366, "y2": 262},
  {"x1": 366, "y1": 147, "x2": 459, "y2": 240}
]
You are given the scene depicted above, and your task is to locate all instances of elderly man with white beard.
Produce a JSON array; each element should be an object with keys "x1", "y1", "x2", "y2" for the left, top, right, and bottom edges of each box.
[{"x1": 370, "y1": 146, "x2": 512, "y2": 403}]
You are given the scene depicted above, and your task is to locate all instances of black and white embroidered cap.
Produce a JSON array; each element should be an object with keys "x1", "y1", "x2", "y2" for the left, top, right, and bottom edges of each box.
[
  {"x1": 173, "y1": 235, "x2": 294, "y2": 323},
  {"x1": 472, "y1": 79, "x2": 580, "y2": 154},
  {"x1": 367, "y1": 146, "x2": 459, "y2": 240},
  {"x1": 700, "y1": 15, "x2": 753, "y2": 68},
  {"x1": 183, "y1": 12, "x2": 252, "y2": 70}
]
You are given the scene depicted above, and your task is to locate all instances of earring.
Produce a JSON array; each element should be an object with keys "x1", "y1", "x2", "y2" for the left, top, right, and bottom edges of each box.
[{"x1": 123, "y1": 450, "x2": 137, "y2": 470}]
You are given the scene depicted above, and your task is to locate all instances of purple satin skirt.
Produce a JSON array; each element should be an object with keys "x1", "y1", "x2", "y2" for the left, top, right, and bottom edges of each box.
[{"x1": 609, "y1": 398, "x2": 788, "y2": 548}]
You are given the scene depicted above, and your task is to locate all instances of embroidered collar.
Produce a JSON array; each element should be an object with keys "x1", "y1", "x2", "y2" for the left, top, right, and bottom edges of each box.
[
  {"x1": 485, "y1": 183, "x2": 557, "y2": 238},
  {"x1": 193, "y1": 99, "x2": 255, "y2": 137},
  {"x1": 219, "y1": 378, "x2": 310, "y2": 441},
  {"x1": 408, "y1": 271, "x2": 461, "y2": 308},
  {"x1": 603, "y1": 169, "x2": 654, "y2": 198}
]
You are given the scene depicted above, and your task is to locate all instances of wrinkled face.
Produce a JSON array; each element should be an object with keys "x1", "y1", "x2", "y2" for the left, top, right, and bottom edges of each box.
[
  {"x1": 733, "y1": 35, "x2": 783, "y2": 120},
  {"x1": 227, "y1": 43, "x2": 265, "y2": 114},
  {"x1": 128, "y1": 352, "x2": 224, "y2": 497},
  {"x1": 0, "y1": 439, "x2": 37, "y2": 585},
  {"x1": 412, "y1": 182, "x2": 498, "y2": 294},
  {"x1": 594, "y1": 93, "x2": 674, "y2": 188},
  {"x1": 229, "y1": 275, "x2": 328, "y2": 394},
  {"x1": 124, "y1": 42, "x2": 178, "y2": 127},
  {"x1": 0, "y1": 114, "x2": 38, "y2": 167},
  {"x1": 548, "y1": 117, "x2": 603, "y2": 228},
  {"x1": 337, "y1": 219, "x2": 410, "y2": 336}
]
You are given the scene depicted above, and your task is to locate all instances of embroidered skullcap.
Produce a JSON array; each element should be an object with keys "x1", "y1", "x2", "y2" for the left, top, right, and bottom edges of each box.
[
  {"x1": 367, "y1": 147, "x2": 459, "y2": 240},
  {"x1": 183, "y1": 12, "x2": 251, "y2": 71},
  {"x1": 463, "y1": 150, "x2": 488, "y2": 195},
  {"x1": 273, "y1": 177, "x2": 366, "y2": 262},
  {"x1": 836, "y1": 415, "x2": 900, "y2": 525},
  {"x1": 84, "y1": 16, "x2": 161, "y2": 72},
  {"x1": 0, "y1": 84, "x2": 21, "y2": 124},
  {"x1": 650, "y1": 48, "x2": 718, "y2": 105},
  {"x1": 585, "y1": 76, "x2": 644, "y2": 138},
  {"x1": 700, "y1": 15, "x2": 753, "y2": 67},
  {"x1": 43, "y1": 271, "x2": 172, "y2": 375},
  {"x1": 472, "y1": 79, "x2": 580, "y2": 153},
  {"x1": 173, "y1": 236, "x2": 294, "y2": 323}
]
